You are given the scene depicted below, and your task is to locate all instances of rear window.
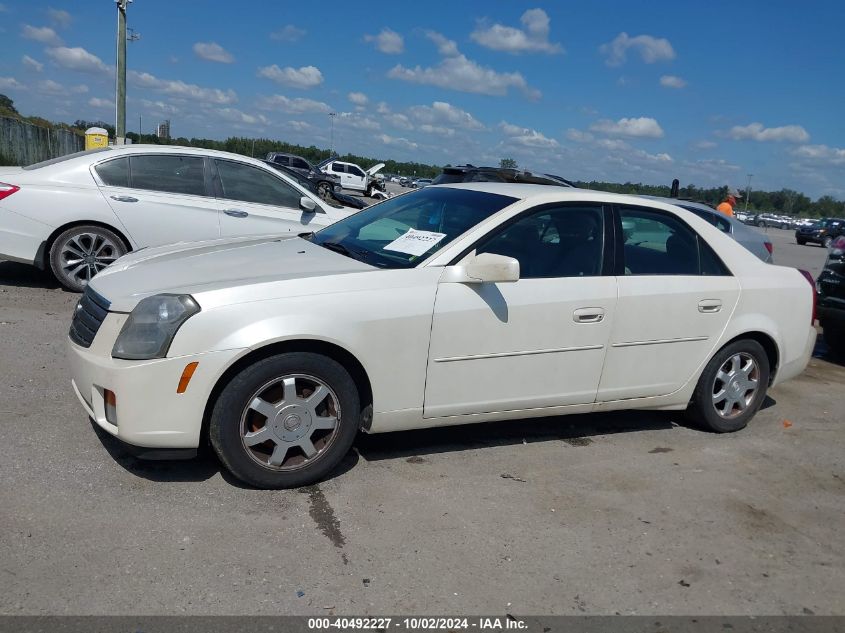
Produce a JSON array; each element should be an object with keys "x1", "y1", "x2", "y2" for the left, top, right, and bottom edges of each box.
[
  {"x1": 95, "y1": 157, "x2": 130, "y2": 187},
  {"x1": 23, "y1": 148, "x2": 112, "y2": 170}
]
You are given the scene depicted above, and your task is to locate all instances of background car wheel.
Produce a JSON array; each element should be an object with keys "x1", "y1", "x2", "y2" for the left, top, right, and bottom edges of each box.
[
  {"x1": 797, "y1": 238, "x2": 806, "y2": 245},
  {"x1": 687, "y1": 339, "x2": 770, "y2": 433},
  {"x1": 822, "y1": 322, "x2": 845, "y2": 356},
  {"x1": 49, "y1": 224, "x2": 127, "y2": 292},
  {"x1": 316, "y1": 182, "x2": 332, "y2": 201},
  {"x1": 823, "y1": 236, "x2": 833, "y2": 248},
  {"x1": 210, "y1": 352, "x2": 361, "y2": 489}
]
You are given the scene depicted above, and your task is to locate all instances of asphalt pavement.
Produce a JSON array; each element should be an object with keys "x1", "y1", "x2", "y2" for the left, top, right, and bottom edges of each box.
[{"x1": 0, "y1": 224, "x2": 842, "y2": 616}]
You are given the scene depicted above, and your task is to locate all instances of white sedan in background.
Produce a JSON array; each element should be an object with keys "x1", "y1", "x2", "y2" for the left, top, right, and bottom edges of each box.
[
  {"x1": 0, "y1": 145, "x2": 360, "y2": 291},
  {"x1": 67, "y1": 184, "x2": 816, "y2": 489}
]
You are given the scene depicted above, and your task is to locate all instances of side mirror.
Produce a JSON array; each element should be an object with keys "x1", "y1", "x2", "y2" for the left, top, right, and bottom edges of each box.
[
  {"x1": 300, "y1": 196, "x2": 317, "y2": 213},
  {"x1": 441, "y1": 252, "x2": 520, "y2": 284}
]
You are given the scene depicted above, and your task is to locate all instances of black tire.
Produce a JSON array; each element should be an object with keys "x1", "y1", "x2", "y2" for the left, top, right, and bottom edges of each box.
[
  {"x1": 209, "y1": 352, "x2": 360, "y2": 489},
  {"x1": 366, "y1": 185, "x2": 375, "y2": 198},
  {"x1": 756, "y1": 220, "x2": 765, "y2": 227},
  {"x1": 49, "y1": 224, "x2": 127, "y2": 292},
  {"x1": 823, "y1": 236, "x2": 833, "y2": 248},
  {"x1": 687, "y1": 339, "x2": 770, "y2": 433},
  {"x1": 316, "y1": 181, "x2": 332, "y2": 201},
  {"x1": 822, "y1": 322, "x2": 845, "y2": 356},
  {"x1": 797, "y1": 238, "x2": 806, "y2": 246}
]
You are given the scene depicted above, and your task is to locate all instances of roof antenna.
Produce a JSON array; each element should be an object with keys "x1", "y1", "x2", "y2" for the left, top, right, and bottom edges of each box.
[{"x1": 670, "y1": 178, "x2": 680, "y2": 198}]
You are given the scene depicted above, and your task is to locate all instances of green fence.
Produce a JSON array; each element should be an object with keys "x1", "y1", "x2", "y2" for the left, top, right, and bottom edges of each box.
[{"x1": 0, "y1": 116, "x2": 84, "y2": 166}]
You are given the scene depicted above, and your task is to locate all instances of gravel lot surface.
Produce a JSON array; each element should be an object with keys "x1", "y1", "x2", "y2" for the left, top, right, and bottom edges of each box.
[{"x1": 0, "y1": 224, "x2": 842, "y2": 615}]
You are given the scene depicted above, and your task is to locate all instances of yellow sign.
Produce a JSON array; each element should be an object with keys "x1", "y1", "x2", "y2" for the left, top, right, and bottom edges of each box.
[{"x1": 85, "y1": 127, "x2": 109, "y2": 150}]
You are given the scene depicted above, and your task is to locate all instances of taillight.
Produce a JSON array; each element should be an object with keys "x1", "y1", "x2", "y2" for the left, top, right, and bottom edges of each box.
[
  {"x1": 764, "y1": 241, "x2": 773, "y2": 255},
  {"x1": 798, "y1": 269, "x2": 817, "y2": 324},
  {"x1": 0, "y1": 182, "x2": 19, "y2": 201}
]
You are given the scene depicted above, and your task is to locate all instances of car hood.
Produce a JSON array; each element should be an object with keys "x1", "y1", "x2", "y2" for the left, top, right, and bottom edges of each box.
[
  {"x1": 366, "y1": 162, "x2": 385, "y2": 176},
  {"x1": 89, "y1": 235, "x2": 375, "y2": 312}
]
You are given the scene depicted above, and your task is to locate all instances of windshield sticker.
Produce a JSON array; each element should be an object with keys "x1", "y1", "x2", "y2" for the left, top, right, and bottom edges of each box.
[{"x1": 383, "y1": 229, "x2": 447, "y2": 256}]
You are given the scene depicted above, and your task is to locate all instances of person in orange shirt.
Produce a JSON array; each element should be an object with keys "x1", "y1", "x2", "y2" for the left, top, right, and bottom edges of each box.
[{"x1": 716, "y1": 188, "x2": 742, "y2": 217}]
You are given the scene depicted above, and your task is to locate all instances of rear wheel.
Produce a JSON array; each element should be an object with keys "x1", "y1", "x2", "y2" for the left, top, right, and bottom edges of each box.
[
  {"x1": 210, "y1": 352, "x2": 360, "y2": 489},
  {"x1": 688, "y1": 340, "x2": 770, "y2": 433},
  {"x1": 797, "y1": 238, "x2": 806, "y2": 245},
  {"x1": 49, "y1": 224, "x2": 127, "y2": 292},
  {"x1": 823, "y1": 236, "x2": 833, "y2": 248}
]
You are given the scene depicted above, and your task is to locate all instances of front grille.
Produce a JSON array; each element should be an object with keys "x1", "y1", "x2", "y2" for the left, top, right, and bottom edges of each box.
[{"x1": 69, "y1": 287, "x2": 111, "y2": 348}]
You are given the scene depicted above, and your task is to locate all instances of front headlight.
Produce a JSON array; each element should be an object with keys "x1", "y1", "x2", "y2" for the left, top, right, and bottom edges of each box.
[{"x1": 112, "y1": 294, "x2": 200, "y2": 360}]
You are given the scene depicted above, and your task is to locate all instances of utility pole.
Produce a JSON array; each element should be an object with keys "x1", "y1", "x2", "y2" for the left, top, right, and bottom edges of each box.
[
  {"x1": 115, "y1": 0, "x2": 130, "y2": 144},
  {"x1": 744, "y1": 173, "x2": 753, "y2": 211},
  {"x1": 328, "y1": 112, "x2": 336, "y2": 156}
]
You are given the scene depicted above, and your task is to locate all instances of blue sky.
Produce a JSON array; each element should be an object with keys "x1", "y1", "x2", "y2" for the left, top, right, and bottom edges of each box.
[{"x1": 1, "y1": 1, "x2": 844, "y2": 198}]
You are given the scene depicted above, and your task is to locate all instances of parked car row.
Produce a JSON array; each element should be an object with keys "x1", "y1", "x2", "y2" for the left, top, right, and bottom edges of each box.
[{"x1": 817, "y1": 236, "x2": 845, "y2": 354}]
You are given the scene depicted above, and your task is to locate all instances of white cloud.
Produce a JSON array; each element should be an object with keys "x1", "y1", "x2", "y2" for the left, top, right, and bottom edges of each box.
[
  {"x1": 660, "y1": 74, "x2": 687, "y2": 89},
  {"x1": 695, "y1": 140, "x2": 718, "y2": 149},
  {"x1": 377, "y1": 134, "x2": 418, "y2": 150},
  {"x1": 589, "y1": 116, "x2": 664, "y2": 138},
  {"x1": 0, "y1": 76, "x2": 25, "y2": 90},
  {"x1": 793, "y1": 144, "x2": 845, "y2": 165},
  {"x1": 46, "y1": 46, "x2": 110, "y2": 74},
  {"x1": 193, "y1": 42, "x2": 234, "y2": 64},
  {"x1": 139, "y1": 99, "x2": 180, "y2": 115},
  {"x1": 34, "y1": 79, "x2": 86, "y2": 94},
  {"x1": 418, "y1": 124, "x2": 455, "y2": 137},
  {"x1": 0, "y1": 3, "x2": 8, "y2": 11},
  {"x1": 22, "y1": 55, "x2": 43, "y2": 72},
  {"x1": 21, "y1": 24, "x2": 62, "y2": 46},
  {"x1": 271, "y1": 25, "x2": 306, "y2": 42},
  {"x1": 471, "y1": 8, "x2": 563, "y2": 55},
  {"x1": 376, "y1": 101, "x2": 391, "y2": 115},
  {"x1": 257, "y1": 64, "x2": 323, "y2": 89},
  {"x1": 47, "y1": 8, "x2": 72, "y2": 29},
  {"x1": 364, "y1": 28, "x2": 404, "y2": 54},
  {"x1": 408, "y1": 101, "x2": 485, "y2": 131},
  {"x1": 499, "y1": 121, "x2": 560, "y2": 148},
  {"x1": 211, "y1": 107, "x2": 268, "y2": 126},
  {"x1": 727, "y1": 122, "x2": 809, "y2": 143},
  {"x1": 600, "y1": 32, "x2": 676, "y2": 66},
  {"x1": 424, "y1": 30, "x2": 459, "y2": 56},
  {"x1": 566, "y1": 128, "x2": 594, "y2": 143},
  {"x1": 388, "y1": 55, "x2": 539, "y2": 98},
  {"x1": 337, "y1": 112, "x2": 380, "y2": 131},
  {"x1": 286, "y1": 120, "x2": 313, "y2": 132},
  {"x1": 686, "y1": 158, "x2": 741, "y2": 172},
  {"x1": 256, "y1": 94, "x2": 332, "y2": 114},
  {"x1": 384, "y1": 113, "x2": 413, "y2": 131},
  {"x1": 348, "y1": 92, "x2": 369, "y2": 106},
  {"x1": 129, "y1": 70, "x2": 237, "y2": 104},
  {"x1": 88, "y1": 97, "x2": 114, "y2": 109}
]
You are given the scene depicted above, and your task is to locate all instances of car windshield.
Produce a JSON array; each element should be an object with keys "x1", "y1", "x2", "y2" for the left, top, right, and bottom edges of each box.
[{"x1": 307, "y1": 187, "x2": 516, "y2": 269}]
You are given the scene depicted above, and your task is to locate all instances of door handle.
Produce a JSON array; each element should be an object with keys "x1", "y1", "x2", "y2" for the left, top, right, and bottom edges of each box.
[
  {"x1": 110, "y1": 195, "x2": 138, "y2": 203},
  {"x1": 698, "y1": 299, "x2": 722, "y2": 313},
  {"x1": 573, "y1": 307, "x2": 605, "y2": 323},
  {"x1": 224, "y1": 209, "x2": 249, "y2": 218}
]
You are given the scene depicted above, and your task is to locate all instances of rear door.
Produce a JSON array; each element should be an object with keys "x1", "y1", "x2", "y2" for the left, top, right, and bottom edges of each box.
[
  {"x1": 596, "y1": 204, "x2": 740, "y2": 402},
  {"x1": 213, "y1": 158, "x2": 330, "y2": 236},
  {"x1": 95, "y1": 154, "x2": 220, "y2": 247}
]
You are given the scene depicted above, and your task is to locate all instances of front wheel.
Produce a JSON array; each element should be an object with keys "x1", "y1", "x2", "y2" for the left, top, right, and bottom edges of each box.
[
  {"x1": 316, "y1": 181, "x2": 333, "y2": 201},
  {"x1": 687, "y1": 340, "x2": 770, "y2": 433},
  {"x1": 49, "y1": 225, "x2": 127, "y2": 292},
  {"x1": 209, "y1": 352, "x2": 360, "y2": 489},
  {"x1": 797, "y1": 238, "x2": 806, "y2": 245},
  {"x1": 823, "y1": 236, "x2": 833, "y2": 248}
]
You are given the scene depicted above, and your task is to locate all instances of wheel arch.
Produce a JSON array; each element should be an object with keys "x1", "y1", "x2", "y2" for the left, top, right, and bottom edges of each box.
[
  {"x1": 718, "y1": 330, "x2": 780, "y2": 385},
  {"x1": 200, "y1": 338, "x2": 374, "y2": 446},
  {"x1": 36, "y1": 220, "x2": 133, "y2": 270}
]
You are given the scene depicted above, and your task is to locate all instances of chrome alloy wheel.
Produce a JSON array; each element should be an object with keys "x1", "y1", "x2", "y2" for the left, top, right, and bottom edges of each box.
[
  {"x1": 59, "y1": 232, "x2": 121, "y2": 286},
  {"x1": 239, "y1": 374, "x2": 341, "y2": 471},
  {"x1": 711, "y1": 353, "x2": 760, "y2": 419}
]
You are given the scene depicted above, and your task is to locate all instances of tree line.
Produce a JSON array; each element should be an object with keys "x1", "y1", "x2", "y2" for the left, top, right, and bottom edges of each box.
[{"x1": 1, "y1": 94, "x2": 842, "y2": 217}]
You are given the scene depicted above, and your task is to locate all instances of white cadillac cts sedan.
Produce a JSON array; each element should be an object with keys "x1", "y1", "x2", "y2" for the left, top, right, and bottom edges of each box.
[
  {"x1": 0, "y1": 145, "x2": 358, "y2": 291},
  {"x1": 67, "y1": 184, "x2": 816, "y2": 489}
]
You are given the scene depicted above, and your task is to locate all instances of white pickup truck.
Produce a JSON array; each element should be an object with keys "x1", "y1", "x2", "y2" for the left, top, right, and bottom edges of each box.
[{"x1": 319, "y1": 159, "x2": 385, "y2": 197}]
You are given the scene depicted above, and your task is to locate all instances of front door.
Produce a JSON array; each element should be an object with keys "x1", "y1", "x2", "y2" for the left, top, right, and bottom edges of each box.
[
  {"x1": 424, "y1": 204, "x2": 616, "y2": 418},
  {"x1": 596, "y1": 205, "x2": 741, "y2": 401},
  {"x1": 213, "y1": 159, "x2": 328, "y2": 237}
]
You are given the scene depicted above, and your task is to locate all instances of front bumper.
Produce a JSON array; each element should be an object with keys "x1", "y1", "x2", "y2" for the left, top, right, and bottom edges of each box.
[{"x1": 67, "y1": 314, "x2": 243, "y2": 449}]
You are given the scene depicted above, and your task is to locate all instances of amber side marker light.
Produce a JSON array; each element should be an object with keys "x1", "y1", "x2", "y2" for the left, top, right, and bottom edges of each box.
[
  {"x1": 104, "y1": 389, "x2": 117, "y2": 425},
  {"x1": 177, "y1": 362, "x2": 199, "y2": 394}
]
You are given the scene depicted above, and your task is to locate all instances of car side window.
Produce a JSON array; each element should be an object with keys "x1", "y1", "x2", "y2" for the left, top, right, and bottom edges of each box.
[
  {"x1": 292, "y1": 158, "x2": 309, "y2": 170},
  {"x1": 619, "y1": 207, "x2": 728, "y2": 276},
  {"x1": 129, "y1": 155, "x2": 206, "y2": 196},
  {"x1": 682, "y1": 205, "x2": 731, "y2": 233},
  {"x1": 95, "y1": 157, "x2": 129, "y2": 187},
  {"x1": 476, "y1": 205, "x2": 605, "y2": 278},
  {"x1": 331, "y1": 163, "x2": 344, "y2": 173},
  {"x1": 215, "y1": 160, "x2": 302, "y2": 208},
  {"x1": 348, "y1": 165, "x2": 365, "y2": 178}
]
